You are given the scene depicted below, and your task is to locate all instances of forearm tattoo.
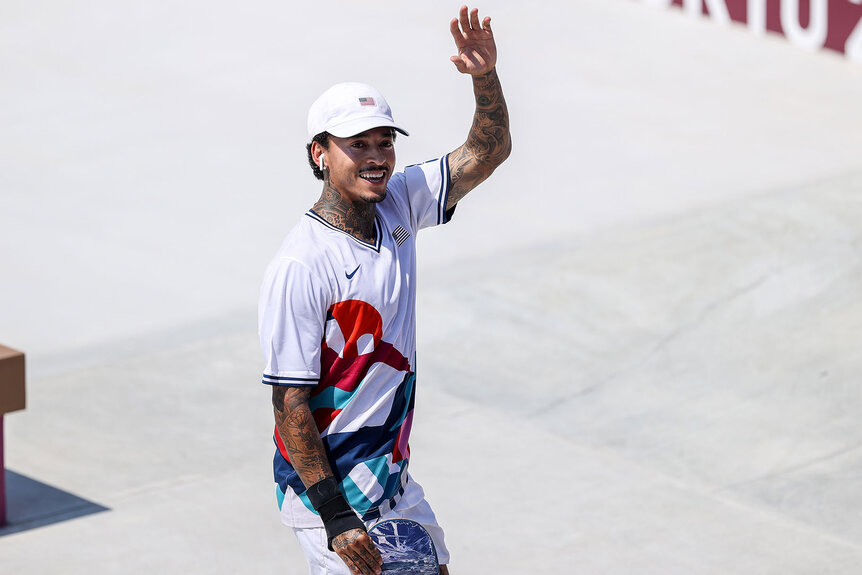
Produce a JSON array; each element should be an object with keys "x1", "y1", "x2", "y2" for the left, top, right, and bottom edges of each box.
[
  {"x1": 448, "y1": 68, "x2": 512, "y2": 208},
  {"x1": 272, "y1": 386, "x2": 333, "y2": 485}
]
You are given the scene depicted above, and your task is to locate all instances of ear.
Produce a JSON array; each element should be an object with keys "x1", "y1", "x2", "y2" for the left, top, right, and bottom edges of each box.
[{"x1": 311, "y1": 141, "x2": 326, "y2": 169}]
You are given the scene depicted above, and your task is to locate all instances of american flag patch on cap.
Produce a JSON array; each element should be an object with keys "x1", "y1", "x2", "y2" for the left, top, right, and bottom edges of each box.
[
  {"x1": 392, "y1": 225, "x2": 410, "y2": 246},
  {"x1": 358, "y1": 97, "x2": 375, "y2": 106}
]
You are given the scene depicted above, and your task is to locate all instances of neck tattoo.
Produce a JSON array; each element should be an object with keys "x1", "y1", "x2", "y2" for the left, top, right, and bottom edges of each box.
[{"x1": 312, "y1": 181, "x2": 377, "y2": 244}]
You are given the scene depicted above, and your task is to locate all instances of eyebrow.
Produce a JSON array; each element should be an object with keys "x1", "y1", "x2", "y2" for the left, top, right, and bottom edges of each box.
[{"x1": 351, "y1": 129, "x2": 395, "y2": 140}]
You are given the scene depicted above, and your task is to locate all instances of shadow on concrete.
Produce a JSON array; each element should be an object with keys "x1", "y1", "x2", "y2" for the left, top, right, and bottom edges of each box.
[{"x1": 0, "y1": 470, "x2": 110, "y2": 536}]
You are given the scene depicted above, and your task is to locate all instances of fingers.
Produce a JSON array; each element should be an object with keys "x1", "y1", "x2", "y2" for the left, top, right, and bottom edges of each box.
[
  {"x1": 453, "y1": 6, "x2": 490, "y2": 37},
  {"x1": 459, "y1": 5, "x2": 471, "y2": 33},
  {"x1": 359, "y1": 535, "x2": 383, "y2": 573},
  {"x1": 334, "y1": 529, "x2": 383, "y2": 575},
  {"x1": 449, "y1": 6, "x2": 491, "y2": 36},
  {"x1": 345, "y1": 551, "x2": 379, "y2": 575},
  {"x1": 449, "y1": 17, "x2": 462, "y2": 44},
  {"x1": 469, "y1": 7, "x2": 481, "y2": 31},
  {"x1": 450, "y1": 55, "x2": 466, "y2": 74},
  {"x1": 450, "y1": 5, "x2": 495, "y2": 74},
  {"x1": 344, "y1": 553, "x2": 379, "y2": 575}
]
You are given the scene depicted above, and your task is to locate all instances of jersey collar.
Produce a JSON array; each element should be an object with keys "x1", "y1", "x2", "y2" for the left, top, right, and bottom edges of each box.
[{"x1": 306, "y1": 209, "x2": 383, "y2": 252}]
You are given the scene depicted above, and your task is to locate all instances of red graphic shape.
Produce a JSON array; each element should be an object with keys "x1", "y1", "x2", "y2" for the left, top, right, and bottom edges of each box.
[
  {"x1": 274, "y1": 424, "x2": 290, "y2": 463},
  {"x1": 392, "y1": 410, "x2": 413, "y2": 463},
  {"x1": 313, "y1": 407, "x2": 343, "y2": 432},
  {"x1": 329, "y1": 300, "x2": 383, "y2": 359},
  {"x1": 315, "y1": 300, "x2": 412, "y2": 399}
]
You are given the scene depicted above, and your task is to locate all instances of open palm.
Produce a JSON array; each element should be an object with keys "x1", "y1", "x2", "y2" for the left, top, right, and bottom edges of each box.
[{"x1": 449, "y1": 6, "x2": 497, "y2": 76}]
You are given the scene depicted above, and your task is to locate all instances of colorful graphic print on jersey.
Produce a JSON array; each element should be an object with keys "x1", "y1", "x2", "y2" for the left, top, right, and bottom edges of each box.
[{"x1": 274, "y1": 299, "x2": 416, "y2": 520}]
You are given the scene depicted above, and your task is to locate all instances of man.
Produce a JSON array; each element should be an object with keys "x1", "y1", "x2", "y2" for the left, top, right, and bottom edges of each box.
[{"x1": 258, "y1": 6, "x2": 510, "y2": 575}]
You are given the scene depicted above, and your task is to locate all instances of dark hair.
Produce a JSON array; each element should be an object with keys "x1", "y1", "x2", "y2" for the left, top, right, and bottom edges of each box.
[{"x1": 306, "y1": 132, "x2": 330, "y2": 181}]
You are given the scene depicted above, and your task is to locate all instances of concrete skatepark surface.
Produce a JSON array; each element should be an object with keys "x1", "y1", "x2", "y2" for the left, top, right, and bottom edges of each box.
[{"x1": 2, "y1": 1, "x2": 862, "y2": 572}]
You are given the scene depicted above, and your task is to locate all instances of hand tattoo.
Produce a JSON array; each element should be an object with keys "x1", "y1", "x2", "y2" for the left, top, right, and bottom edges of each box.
[{"x1": 332, "y1": 528, "x2": 363, "y2": 551}]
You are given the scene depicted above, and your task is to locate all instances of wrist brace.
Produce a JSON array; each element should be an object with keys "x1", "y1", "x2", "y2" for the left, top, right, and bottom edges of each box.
[{"x1": 305, "y1": 476, "x2": 365, "y2": 551}]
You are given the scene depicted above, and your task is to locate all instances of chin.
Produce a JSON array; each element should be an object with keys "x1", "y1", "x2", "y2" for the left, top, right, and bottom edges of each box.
[
  {"x1": 363, "y1": 191, "x2": 387, "y2": 204},
  {"x1": 360, "y1": 181, "x2": 389, "y2": 204}
]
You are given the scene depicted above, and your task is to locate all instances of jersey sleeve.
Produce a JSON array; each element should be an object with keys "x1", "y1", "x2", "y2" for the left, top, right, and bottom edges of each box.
[
  {"x1": 258, "y1": 256, "x2": 330, "y2": 386},
  {"x1": 389, "y1": 155, "x2": 454, "y2": 232}
]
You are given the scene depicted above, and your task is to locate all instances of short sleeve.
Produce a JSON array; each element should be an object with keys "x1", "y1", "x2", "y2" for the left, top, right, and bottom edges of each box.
[
  {"x1": 258, "y1": 257, "x2": 331, "y2": 386},
  {"x1": 389, "y1": 155, "x2": 453, "y2": 232}
]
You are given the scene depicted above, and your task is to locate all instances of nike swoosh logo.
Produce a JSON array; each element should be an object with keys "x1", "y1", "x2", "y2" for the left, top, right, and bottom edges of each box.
[{"x1": 346, "y1": 265, "x2": 361, "y2": 280}]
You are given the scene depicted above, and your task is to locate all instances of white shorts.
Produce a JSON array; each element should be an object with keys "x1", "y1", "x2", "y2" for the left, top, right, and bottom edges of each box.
[{"x1": 293, "y1": 476, "x2": 449, "y2": 575}]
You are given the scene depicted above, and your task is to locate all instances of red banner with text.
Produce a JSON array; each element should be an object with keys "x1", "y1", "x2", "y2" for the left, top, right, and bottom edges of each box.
[{"x1": 653, "y1": 0, "x2": 862, "y2": 61}]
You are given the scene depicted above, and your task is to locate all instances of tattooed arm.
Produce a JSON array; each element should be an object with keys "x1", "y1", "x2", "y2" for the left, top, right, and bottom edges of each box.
[
  {"x1": 446, "y1": 6, "x2": 512, "y2": 210},
  {"x1": 273, "y1": 387, "x2": 383, "y2": 575},
  {"x1": 272, "y1": 386, "x2": 332, "y2": 483}
]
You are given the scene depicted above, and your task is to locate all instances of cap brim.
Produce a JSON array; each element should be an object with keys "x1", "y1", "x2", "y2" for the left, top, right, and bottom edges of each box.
[{"x1": 324, "y1": 116, "x2": 409, "y2": 139}]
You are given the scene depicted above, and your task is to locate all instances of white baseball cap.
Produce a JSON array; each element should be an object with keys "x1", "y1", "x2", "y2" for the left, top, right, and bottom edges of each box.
[{"x1": 307, "y1": 82, "x2": 409, "y2": 142}]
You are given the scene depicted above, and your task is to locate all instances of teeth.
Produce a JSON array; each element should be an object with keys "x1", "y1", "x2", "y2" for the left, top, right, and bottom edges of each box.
[{"x1": 361, "y1": 171, "x2": 385, "y2": 180}]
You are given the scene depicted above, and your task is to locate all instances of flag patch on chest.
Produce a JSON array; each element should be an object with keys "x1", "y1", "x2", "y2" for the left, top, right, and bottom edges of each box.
[{"x1": 392, "y1": 225, "x2": 410, "y2": 246}]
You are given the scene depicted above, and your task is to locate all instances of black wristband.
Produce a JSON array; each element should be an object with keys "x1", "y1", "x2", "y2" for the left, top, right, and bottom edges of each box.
[{"x1": 306, "y1": 477, "x2": 365, "y2": 551}]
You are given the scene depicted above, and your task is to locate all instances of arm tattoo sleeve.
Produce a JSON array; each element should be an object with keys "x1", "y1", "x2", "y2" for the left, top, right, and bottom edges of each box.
[
  {"x1": 447, "y1": 68, "x2": 512, "y2": 209},
  {"x1": 272, "y1": 386, "x2": 334, "y2": 486}
]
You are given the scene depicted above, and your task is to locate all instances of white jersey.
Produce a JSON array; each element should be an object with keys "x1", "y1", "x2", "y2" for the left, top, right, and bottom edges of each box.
[{"x1": 258, "y1": 155, "x2": 452, "y2": 527}]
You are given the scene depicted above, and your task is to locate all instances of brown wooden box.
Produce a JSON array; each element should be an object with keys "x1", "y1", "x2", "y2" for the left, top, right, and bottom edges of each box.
[{"x1": 0, "y1": 345, "x2": 25, "y2": 415}]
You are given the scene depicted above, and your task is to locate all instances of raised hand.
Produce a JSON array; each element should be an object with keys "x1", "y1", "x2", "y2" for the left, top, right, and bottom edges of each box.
[{"x1": 449, "y1": 5, "x2": 497, "y2": 76}]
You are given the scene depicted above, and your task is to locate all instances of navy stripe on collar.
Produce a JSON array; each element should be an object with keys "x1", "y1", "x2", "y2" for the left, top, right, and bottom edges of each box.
[{"x1": 306, "y1": 209, "x2": 383, "y2": 252}]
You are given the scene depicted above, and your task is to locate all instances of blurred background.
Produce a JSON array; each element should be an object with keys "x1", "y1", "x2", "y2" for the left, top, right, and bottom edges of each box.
[{"x1": 2, "y1": 1, "x2": 862, "y2": 572}]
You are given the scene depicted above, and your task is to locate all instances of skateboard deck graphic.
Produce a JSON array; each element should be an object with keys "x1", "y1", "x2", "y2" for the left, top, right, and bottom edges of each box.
[{"x1": 368, "y1": 518, "x2": 439, "y2": 575}]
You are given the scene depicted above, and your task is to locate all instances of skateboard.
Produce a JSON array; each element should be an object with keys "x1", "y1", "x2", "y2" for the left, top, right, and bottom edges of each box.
[{"x1": 368, "y1": 518, "x2": 439, "y2": 575}]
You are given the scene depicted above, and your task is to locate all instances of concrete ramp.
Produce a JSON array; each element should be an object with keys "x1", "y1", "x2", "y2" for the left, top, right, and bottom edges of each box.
[{"x1": 416, "y1": 169, "x2": 862, "y2": 572}]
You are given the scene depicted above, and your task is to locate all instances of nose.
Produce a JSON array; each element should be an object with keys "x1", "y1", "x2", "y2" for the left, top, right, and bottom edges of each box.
[{"x1": 367, "y1": 146, "x2": 386, "y2": 165}]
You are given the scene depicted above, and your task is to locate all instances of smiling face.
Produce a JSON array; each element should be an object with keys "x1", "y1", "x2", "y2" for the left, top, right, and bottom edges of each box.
[{"x1": 313, "y1": 127, "x2": 396, "y2": 204}]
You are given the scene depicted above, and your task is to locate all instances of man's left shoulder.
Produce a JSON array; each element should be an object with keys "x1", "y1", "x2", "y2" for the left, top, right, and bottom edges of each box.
[
  {"x1": 382, "y1": 170, "x2": 410, "y2": 212},
  {"x1": 386, "y1": 169, "x2": 408, "y2": 196}
]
